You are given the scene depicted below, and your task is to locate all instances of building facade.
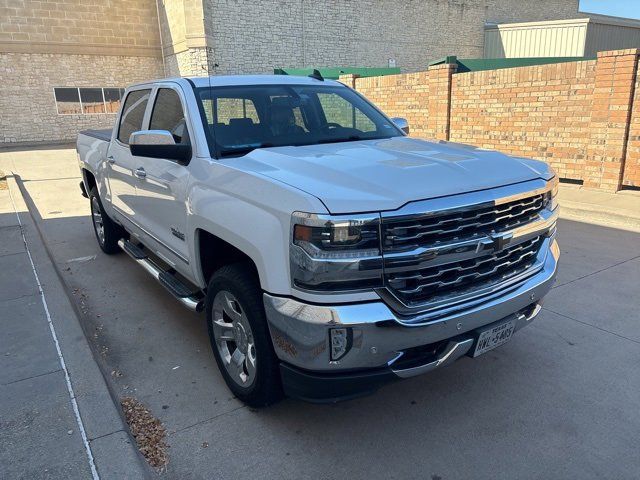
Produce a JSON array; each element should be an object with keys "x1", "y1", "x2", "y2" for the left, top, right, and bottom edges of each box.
[
  {"x1": 1, "y1": 0, "x2": 580, "y2": 145},
  {"x1": 484, "y1": 14, "x2": 640, "y2": 58}
]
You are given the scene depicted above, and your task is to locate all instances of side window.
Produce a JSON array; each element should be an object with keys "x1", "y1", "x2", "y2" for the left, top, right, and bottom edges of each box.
[
  {"x1": 215, "y1": 98, "x2": 259, "y2": 125},
  {"x1": 317, "y1": 92, "x2": 376, "y2": 132},
  {"x1": 117, "y1": 89, "x2": 151, "y2": 144},
  {"x1": 149, "y1": 89, "x2": 190, "y2": 144}
]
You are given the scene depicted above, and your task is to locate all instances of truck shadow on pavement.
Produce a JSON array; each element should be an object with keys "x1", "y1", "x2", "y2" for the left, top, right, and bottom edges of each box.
[{"x1": 10, "y1": 172, "x2": 640, "y2": 480}]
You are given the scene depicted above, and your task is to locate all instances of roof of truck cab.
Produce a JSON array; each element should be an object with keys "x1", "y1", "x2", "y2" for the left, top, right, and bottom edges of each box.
[{"x1": 139, "y1": 75, "x2": 346, "y2": 88}]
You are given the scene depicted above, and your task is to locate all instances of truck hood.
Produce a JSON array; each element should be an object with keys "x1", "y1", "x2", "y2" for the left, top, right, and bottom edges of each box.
[{"x1": 231, "y1": 137, "x2": 552, "y2": 214}]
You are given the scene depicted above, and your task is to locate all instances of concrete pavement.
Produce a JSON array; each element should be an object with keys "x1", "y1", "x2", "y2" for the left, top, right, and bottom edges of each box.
[
  {"x1": 2, "y1": 147, "x2": 640, "y2": 480},
  {"x1": 0, "y1": 163, "x2": 148, "y2": 479},
  {"x1": 558, "y1": 184, "x2": 640, "y2": 232}
]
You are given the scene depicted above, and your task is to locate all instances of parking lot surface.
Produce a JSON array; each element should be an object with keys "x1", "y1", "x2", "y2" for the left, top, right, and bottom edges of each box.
[{"x1": 3, "y1": 147, "x2": 640, "y2": 480}]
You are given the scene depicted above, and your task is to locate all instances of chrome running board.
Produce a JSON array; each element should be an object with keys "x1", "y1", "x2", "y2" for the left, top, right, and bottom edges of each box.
[{"x1": 117, "y1": 239, "x2": 204, "y2": 312}]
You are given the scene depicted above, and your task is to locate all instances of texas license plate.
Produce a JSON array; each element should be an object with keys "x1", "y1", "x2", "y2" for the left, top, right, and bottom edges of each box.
[{"x1": 473, "y1": 319, "x2": 516, "y2": 357}]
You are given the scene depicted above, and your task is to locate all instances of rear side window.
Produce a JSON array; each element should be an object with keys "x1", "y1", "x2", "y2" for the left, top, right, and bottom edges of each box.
[
  {"x1": 149, "y1": 89, "x2": 190, "y2": 144},
  {"x1": 117, "y1": 89, "x2": 151, "y2": 144},
  {"x1": 215, "y1": 97, "x2": 259, "y2": 125}
]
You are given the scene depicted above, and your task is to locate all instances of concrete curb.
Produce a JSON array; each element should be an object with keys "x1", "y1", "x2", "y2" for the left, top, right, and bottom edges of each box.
[{"x1": 4, "y1": 172, "x2": 151, "y2": 479}]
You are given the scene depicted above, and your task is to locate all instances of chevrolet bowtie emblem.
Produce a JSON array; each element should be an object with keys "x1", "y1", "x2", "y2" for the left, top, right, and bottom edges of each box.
[{"x1": 477, "y1": 232, "x2": 513, "y2": 253}]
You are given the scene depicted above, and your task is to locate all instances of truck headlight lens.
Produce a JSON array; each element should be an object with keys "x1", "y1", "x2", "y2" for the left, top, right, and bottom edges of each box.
[
  {"x1": 543, "y1": 176, "x2": 559, "y2": 212},
  {"x1": 290, "y1": 212, "x2": 383, "y2": 292}
]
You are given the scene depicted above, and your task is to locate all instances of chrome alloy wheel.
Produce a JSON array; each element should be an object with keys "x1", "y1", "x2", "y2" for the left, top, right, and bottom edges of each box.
[
  {"x1": 91, "y1": 196, "x2": 105, "y2": 246},
  {"x1": 211, "y1": 290, "x2": 257, "y2": 388}
]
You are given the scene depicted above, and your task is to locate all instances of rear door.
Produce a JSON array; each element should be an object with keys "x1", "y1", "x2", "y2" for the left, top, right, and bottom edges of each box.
[
  {"x1": 129, "y1": 86, "x2": 193, "y2": 268},
  {"x1": 108, "y1": 88, "x2": 152, "y2": 221}
]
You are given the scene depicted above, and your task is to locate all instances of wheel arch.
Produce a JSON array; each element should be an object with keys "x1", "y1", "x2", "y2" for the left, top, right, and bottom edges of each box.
[
  {"x1": 195, "y1": 229, "x2": 262, "y2": 288},
  {"x1": 82, "y1": 168, "x2": 97, "y2": 193}
]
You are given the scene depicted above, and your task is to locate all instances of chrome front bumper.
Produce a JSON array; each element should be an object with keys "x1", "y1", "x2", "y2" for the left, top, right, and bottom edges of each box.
[{"x1": 264, "y1": 239, "x2": 559, "y2": 378}]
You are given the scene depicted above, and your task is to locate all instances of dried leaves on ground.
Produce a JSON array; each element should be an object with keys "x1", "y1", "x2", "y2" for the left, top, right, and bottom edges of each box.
[
  {"x1": 0, "y1": 170, "x2": 7, "y2": 190},
  {"x1": 121, "y1": 396, "x2": 169, "y2": 469}
]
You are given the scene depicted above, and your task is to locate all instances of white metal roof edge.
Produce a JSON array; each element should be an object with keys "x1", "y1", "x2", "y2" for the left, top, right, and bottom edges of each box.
[{"x1": 485, "y1": 14, "x2": 640, "y2": 31}]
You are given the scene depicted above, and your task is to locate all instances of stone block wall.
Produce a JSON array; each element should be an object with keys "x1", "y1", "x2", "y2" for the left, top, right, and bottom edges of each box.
[
  {"x1": 204, "y1": 0, "x2": 580, "y2": 75},
  {"x1": 164, "y1": 47, "x2": 213, "y2": 77},
  {"x1": 0, "y1": 0, "x2": 159, "y2": 55},
  {"x1": 0, "y1": 0, "x2": 164, "y2": 145},
  {"x1": 0, "y1": 53, "x2": 163, "y2": 144}
]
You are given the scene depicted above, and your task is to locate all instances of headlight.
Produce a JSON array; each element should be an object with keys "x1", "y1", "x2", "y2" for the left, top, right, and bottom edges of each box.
[
  {"x1": 543, "y1": 175, "x2": 559, "y2": 211},
  {"x1": 290, "y1": 212, "x2": 383, "y2": 292}
]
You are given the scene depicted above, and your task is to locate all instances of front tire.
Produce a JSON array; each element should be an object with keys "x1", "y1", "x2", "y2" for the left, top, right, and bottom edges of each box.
[
  {"x1": 205, "y1": 263, "x2": 283, "y2": 407},
  {"x1": 89, "y1": 187, "x2": 123, "y2": 254}
]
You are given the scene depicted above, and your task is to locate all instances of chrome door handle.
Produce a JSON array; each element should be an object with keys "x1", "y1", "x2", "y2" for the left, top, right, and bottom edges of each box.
[
  {"x1": 134, "y1": 167, "x2": 146, "y2": 179},
  {"x1": 106, "y1": 155, "x2": 115, "y2": 164}
]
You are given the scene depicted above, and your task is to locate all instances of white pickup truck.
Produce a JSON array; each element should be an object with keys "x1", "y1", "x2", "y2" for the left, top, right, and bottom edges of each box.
[{"x1": 77, "y1": 74, "x2": 559, "y2": 406}]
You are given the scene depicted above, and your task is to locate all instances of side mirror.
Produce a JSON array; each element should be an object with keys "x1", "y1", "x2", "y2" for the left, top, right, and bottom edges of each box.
[
  {"x1": 391, "y1": 117, "x2": 409, "y2": 135},
  {"x1": 129, "y1": 130, "x2": 192, "y2": 164}
]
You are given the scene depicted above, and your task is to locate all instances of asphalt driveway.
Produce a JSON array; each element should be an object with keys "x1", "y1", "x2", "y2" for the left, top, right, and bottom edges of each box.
[{"x1": 3, "y1": 147, "x2": 640, "y2": 480}]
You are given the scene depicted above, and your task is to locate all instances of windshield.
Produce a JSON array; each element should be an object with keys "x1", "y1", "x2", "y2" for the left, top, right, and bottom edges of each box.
[{"x1": 194, "y1": 84, "x2": 403, "y2": 157}]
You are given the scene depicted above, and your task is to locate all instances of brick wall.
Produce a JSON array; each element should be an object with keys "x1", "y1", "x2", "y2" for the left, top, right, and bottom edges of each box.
[
  {"x1": 450, "y1": 60, "x2": 597, "y2": 183},
  {"x1": 355, "y1": 72, "x2": 432, "y2": 137},
  {"x1": 622, "y1": 58, "x2": 640, "y2": 188},
  {"x1": 351, "y1": 49, "x2": 640, "y2": 191},
  {"x1": 585, "y1": 50, "x2": 638, "y2": 190}
]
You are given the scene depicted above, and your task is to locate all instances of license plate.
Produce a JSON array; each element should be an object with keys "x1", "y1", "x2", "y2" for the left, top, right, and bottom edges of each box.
[{"x1": 473, "y1": 319, "x2": 516, "y2": 357}]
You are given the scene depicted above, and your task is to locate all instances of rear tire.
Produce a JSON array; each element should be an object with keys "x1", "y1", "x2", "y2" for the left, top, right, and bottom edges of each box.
[
  {"x1": 205, "y1": 263, "x2": 283, "y2": 407},
  {"x1": 89, "y1": 187, "x2": 123, "y2": 255}
]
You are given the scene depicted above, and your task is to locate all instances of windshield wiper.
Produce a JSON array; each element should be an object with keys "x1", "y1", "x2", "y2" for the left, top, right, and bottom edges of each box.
[
  {"x1": 317, "y1": 135, "x2": 365, "y2": 144},
  {"x1": 218, "y1": 143, "x2": 274, "y2": 157}
]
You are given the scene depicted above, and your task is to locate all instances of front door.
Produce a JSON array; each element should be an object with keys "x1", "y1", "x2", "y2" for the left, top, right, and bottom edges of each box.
[{"x1": 129, "y1": 87, "x2": 192, "y2": 268}]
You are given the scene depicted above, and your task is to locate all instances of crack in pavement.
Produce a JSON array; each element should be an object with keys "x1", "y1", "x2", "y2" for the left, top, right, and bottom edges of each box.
[
  {"x1": 0, "y1": 250, "x2": 27, "y2": 259},
  {"x1": 167, "y1": 404, "x2": 247, "y2": 437},
  {"x1": 0, "y1": 292, "x2": 39, "y2": 304},
  {"x1": 542, "y1": 305, "x2": 640, "y2": 346},
  {"x1": 552, "y1": 254, "x2": 640, "y2": 289},
  {"x1": 1, "y1": 368, "x2": 64, "y2": 386},
  {"x1": 88, "y1": 428, "x2": 127, "y2": 443}
]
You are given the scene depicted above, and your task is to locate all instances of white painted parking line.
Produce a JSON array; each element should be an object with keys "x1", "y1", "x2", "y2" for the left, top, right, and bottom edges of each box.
[{"x1": 8, "y1": 184, "x2": 100, "y2": 480}]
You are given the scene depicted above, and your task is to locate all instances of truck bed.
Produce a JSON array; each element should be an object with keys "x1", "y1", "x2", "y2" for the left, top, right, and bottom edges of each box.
[{"x1": 80, "y1": 129, "x2": 112, "y2": 142}]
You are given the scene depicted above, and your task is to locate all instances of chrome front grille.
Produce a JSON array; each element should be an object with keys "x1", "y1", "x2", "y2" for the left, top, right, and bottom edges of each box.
[
  {"x1": 379, "y1": 179, "x2": 558, "y2": 313},
  {"x1": 385, "y1": 235, "x2": 545, "y2": 307},
  {"x1": 383, "y1": 194, "x2": 545, "y2": 253}
]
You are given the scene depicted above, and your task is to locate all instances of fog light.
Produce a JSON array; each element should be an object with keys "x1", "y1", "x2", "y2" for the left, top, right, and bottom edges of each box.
[{"x1": 330, "y1": 328, "x2": 352, "y2": 361}]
